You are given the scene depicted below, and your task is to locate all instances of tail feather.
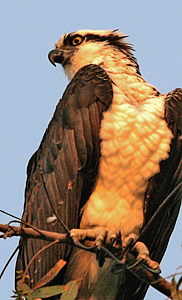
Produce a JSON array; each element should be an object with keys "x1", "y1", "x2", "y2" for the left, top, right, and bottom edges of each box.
[
  {"x1": 64, "y1": 249, "x2": 124, "y2": 300},
  {"x1": 64, "y1": 249, "x2": 98, "y2": 286}
]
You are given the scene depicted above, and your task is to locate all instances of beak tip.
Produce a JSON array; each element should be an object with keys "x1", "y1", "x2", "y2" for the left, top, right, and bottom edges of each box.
[
  {"x1": 48, "y1": 52, "x2": 56, "y2": 67},
  {"x1": 48, "y1": 49, "x2": 63, "y2": 67}
]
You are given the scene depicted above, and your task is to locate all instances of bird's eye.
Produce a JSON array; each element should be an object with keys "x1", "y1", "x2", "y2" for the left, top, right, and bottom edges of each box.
[{"x1": 71, "y1": 35, "x2": 84, "y2": 46}]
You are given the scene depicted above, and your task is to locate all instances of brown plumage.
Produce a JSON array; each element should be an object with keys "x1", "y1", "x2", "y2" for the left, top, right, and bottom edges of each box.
[{"x1": 16, "y1": 30, "x2": 182, "y2": 300}]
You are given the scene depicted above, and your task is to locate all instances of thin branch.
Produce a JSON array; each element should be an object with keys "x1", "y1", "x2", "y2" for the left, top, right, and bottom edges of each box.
[
  {"x1": 0, "y1": 223, "x2": 69, "y2": 243},
  {"x1": 0, "y1": 210, "x2": 48, "y2": 237},
  {"x1": 135, "y1": 181, "x2": 182, "y2": 246},
  {"x1": 40, "y1": 172, "x2": 70, "y2": 235},
  {"x1": 126, "y1": 253, "x2": 173, "y2": 299},
  {"x1": 0, "y1": 210, "x2": 24, "y2": 221},
  {"x1": 0, "y1": 245, "x2": 19, "y2": 279},
  {"x1": 21, "y1": 239, "x2": 60, "y2": 284},
  {"x1": 0, "y1": 222, "x2": 180, "y2": 299}
]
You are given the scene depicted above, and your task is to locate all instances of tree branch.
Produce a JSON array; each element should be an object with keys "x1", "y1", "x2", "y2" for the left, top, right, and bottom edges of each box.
[
  {"x1": 0, "y1": 222, "x2": 181, "y2": 299},
  {"x1": 0, "y1": 222, "x2": 69, "y2": 243}
]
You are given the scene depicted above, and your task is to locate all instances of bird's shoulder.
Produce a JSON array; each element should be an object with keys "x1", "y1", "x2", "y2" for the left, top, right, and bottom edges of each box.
[
  {"x1": 26, "y1": 64, "x2": 113, "y2": 177},
  {"x1": 164, "y1": 88, "x2": 182, "y2": 136},
  {"x1": 24, "y1": 64, "x2": 113, "y2": 227}
]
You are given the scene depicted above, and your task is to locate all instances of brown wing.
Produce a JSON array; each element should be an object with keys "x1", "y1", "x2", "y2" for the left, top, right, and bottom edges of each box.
[
  {"x1": 116, "y1": 89, "x2": 182, "y2": 300},
  {"x1": 15, "y1": 64, "x2": 113, "y2": 288},
  {"x1": 143, "y1": 88, "x2": 182, "y2": 260}
]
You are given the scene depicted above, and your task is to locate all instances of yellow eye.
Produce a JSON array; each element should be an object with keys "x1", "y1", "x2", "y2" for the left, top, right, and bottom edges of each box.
[{"x1": 71, "y1": 35, "x2": 84, "y2": 46}]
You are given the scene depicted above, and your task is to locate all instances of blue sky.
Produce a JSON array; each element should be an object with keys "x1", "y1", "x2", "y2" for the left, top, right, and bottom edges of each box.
[{"x1": 0, "y1": 1, "x2": 182, "y2": 299}]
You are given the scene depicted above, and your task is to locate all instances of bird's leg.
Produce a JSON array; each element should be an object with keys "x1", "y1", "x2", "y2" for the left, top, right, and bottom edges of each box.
[
  {"x1": 95, "y1": 227, "x2": 121, "y2": 249},
  {"x1": 94, "y1": 227, "x2": 122, "y2": 267},
  {"x1": 70, "y1": 228, "x2": 160, "y2": 272},
  {"x1": 70, "y1": 227, "x2": 121, "y2": 248},
  {"x1": 123, "y1": 233, "x2": 160, "y2": 271},
  {"x1": 70, "y1": 227, "x2": 122, "y2": 267}
]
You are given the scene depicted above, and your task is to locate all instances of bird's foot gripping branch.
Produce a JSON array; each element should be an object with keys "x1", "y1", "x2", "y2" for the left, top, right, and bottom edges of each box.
[
  {"x1": 0, "y1": 220, "x2": 182, "y2": 299},
  {"x1": 70, "y1": 227, "x2": 160, "y2": 273}
]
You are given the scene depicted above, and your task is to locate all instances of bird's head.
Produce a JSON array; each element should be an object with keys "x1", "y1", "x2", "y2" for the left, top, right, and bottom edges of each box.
[{"x1": 48, "y1": 29, "x2": 140, "y2": 81}]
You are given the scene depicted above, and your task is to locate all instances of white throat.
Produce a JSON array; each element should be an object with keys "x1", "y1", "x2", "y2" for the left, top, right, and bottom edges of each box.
[
  {"x1": 65, "y1": 44, "x2": 158, "y2": 104},
  {"x1": 79, "y1": 47, "x2": 173, "y2": 238}
]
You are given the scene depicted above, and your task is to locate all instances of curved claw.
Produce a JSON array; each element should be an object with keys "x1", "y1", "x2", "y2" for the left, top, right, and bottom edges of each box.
[
  {"x1": 108, "y1": 237, "x2": 116, "y2": 249},
  {"x1": 96, "y1": 247, "x2": 105, "y2": 267},
  {"x1": 127, "y1": 258, "x2": 145, "y2": 270},
  {"x1": 71, "y1": 235, "x2": 94, "y2": 251},
  {"x1": 142, "y1": 262, "x2": 161, "y2": 275},
  {"x1": 127, "y1": 257, "x2": 161, "y2": 275},
  {"x1": 121, "y1": 238, "x2": 135, "y2": 258}
]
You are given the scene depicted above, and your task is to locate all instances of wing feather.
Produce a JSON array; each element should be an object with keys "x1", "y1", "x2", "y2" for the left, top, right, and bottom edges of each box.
[
  {"x1": 16, "y1": 64, "x2": 113, "y2": 287},
  {"x1": 143, "y1": 88, "x2": 182, "y2": 258}
]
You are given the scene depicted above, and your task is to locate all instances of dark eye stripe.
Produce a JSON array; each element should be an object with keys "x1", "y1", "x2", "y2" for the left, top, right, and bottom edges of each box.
[
  {"x1": 64, "y1": 34, "x2": 85, "y2": 46},
  {"x1": 63, "y1": 32, "x2": 141, "y2": 75},
  {"x1": 63, "y1": 34, "x2": 71, "y2": 46}
]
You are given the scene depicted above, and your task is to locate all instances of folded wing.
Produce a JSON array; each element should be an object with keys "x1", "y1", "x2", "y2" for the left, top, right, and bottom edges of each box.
[{"x1": 15, "y1": 64, "x2": 113, "y2": 287}]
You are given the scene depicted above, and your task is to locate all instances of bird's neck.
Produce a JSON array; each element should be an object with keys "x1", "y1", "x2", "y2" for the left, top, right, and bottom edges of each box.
[
  {"x1": 67, "y1": 47, "x2": 160, "y2": 103},
  {"x1": 101, "y1": 54, "x2": 160, "y2": 105},
  {"x1": 104, "y1": 62, "x2": 160, "y2": 106}
]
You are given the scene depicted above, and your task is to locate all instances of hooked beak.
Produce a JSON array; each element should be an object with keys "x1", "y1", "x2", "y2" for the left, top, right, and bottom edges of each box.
[{"x1": 48, "y1": 49, "x2": 64, "y2": 67}]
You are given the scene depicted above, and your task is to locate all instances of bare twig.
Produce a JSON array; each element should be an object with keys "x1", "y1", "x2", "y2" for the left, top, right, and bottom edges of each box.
[
  {"x1": 0, "y1": 210, "x2": 48, "y2": 237},
  {"x1": 0, "y1": 221, "x2": 180, "y2": 298},
  {"x1": 40, "y1": 172, "x2": 70, "y2": 235},
  {"x1": 133, "y1": 181, "x2": 182, "y2": 248},
  {"x1": 0, "y1": 223, "x2": 69, "y2": 243},
  {"x1": 126, "y1": 253, "x2": 173, "y2": 299},
  {"x1": 21, "y1": 239, "x2": 60, "y2": 284},
  {"x1": 0, "y1": 245, "x2": 19, "y2": 279}
]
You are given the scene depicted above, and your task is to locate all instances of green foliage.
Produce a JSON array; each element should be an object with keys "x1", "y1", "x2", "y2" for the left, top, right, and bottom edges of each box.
[
  {"x1": 11, "y1": 281, "x2": 33, "y2": 300},
  {"x1": 12, "y1": 268, "x2": 81, "y2": 300},
  {"x1": 31, "y1": 285, "x2": 68, "y2": 299},
  {"x1": 61, "y1": 280, "x2": 81, "y2": 300},
  {"x1": 33, "y1": 259, "x2": 67, "y2": 290},
  {"x1": 12, "y1": 281, "x2": 68, "y2": 300}
]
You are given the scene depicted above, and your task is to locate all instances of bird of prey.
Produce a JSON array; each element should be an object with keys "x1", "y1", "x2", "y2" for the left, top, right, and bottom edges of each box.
[{"x1": 16, "y1": 30, "x2": 182, "y2": 300}]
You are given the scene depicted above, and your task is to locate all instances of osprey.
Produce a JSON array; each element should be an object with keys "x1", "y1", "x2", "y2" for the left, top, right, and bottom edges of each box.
[{"x1": 16, "y1": 30, "x2": 182, "y2": 300}]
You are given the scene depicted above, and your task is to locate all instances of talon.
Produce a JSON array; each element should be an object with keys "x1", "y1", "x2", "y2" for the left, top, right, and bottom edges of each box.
[
  {"x1": 106, "y1": 229, "x2": 121, "y2": 245},
  {"x1": 70, "y1": 227, "x2": 122, "y2": 267},
  {"x1": 127, "y1": 258, "x2": 145, "y2": 270},
  {"x1": 131, "y1": 241, "x2": 161, "y2": 273},
  {"x1": 122, "y1": 234, "x2": 161, "y2": 273},
  {"x1": 120, "y1": 233, "x2": 137, "y2": 260},
  {"x1": 95, "y1": 228, "x2": 108, "y2": 249},
  {"x1": 143, "y1": 256, "x2": 161, "y2": 273},
  {"x1": 122, "y1": 233, "x2": 137, "y2": 248},
  {"x1": 142, "y1": 262, "x2": 161, "y2": 274},
  {"x1": 70, "y1": 229, "x2": 95, "y2": 251},
  {"x1": 96, "y1": 247, "x2": 105, "y2": 267},
  {"x1": 70, "y1": 229, "x2": 87, "y2": 241}
]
